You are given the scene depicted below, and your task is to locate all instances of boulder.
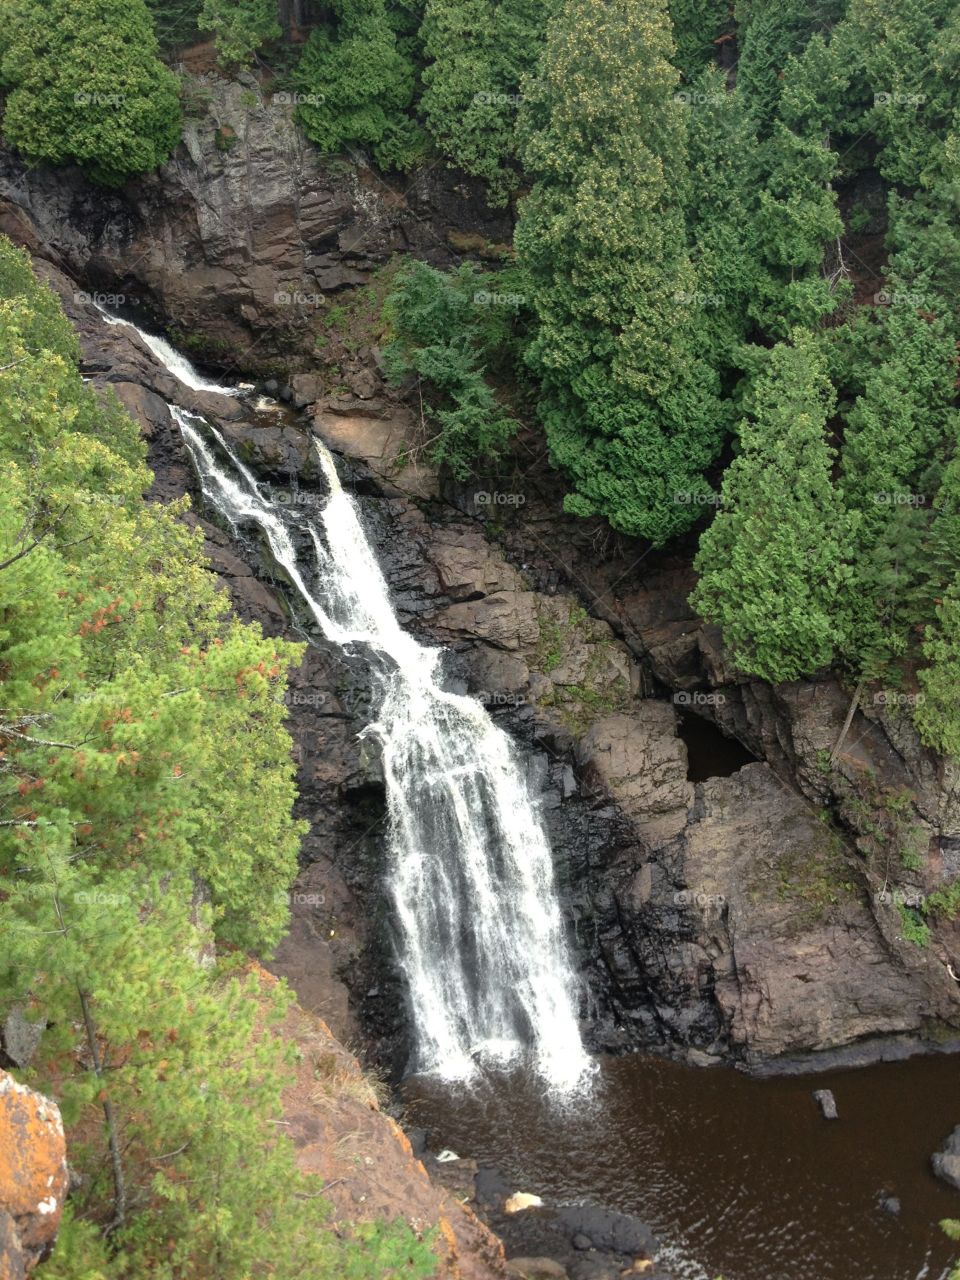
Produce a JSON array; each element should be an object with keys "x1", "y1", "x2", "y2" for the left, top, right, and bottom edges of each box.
[
  {"x1": 505, "y1": 1193, "x2": 544, "y2": 1214},
  {"x1": 1, "y1": 1009, "x2": 44, "y2": 1070},
  {"x1": 0, "y1": 1071, "x2": 68, "y2": 1273},
  {"x1": 813, "y1": 1089, "x2": 838, "y2": 1120},
  {"x1": 932, "y1": 1126, "x2": 960, "y2": 1191}
]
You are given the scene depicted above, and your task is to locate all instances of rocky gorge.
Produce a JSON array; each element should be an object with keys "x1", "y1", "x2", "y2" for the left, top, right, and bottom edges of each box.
[{"x1": 3, "y1": 66, "x2": 960, "y2": 1280}]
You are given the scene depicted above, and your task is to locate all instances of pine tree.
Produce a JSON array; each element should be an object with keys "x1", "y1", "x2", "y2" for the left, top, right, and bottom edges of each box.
[
  {"x1": 692, "y1": 332, "x2": 854, "y2": 681},
  {"x1": 514, "y1": 0, "x2": 729, "y2": 544}
]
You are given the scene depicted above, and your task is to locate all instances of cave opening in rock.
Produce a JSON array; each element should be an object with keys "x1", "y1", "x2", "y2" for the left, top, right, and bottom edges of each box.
[{"x1": 676, "y1": 707, "x2": 757, "y2": 782}]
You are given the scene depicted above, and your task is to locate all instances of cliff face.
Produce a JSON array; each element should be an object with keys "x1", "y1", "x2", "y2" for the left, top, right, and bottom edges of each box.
[{"x1": 3, "y1": 70, "x2": 959, "y2": 1083}]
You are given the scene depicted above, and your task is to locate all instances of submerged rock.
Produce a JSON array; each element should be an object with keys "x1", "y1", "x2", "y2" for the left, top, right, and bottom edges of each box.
[
  {"x1": 813, "y1": 1089, "x2": 839, "y2": 1120},
  {"x1": 932, "y1": 1126, "x2": 960, "y2": 1190}
]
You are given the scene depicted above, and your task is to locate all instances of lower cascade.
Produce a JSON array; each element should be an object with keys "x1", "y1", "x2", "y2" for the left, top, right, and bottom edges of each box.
[{"x1": 144, "y1": 379, "x2": 592, "y2": 1090}]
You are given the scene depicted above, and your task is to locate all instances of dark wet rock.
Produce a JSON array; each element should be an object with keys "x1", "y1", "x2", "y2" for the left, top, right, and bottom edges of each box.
[
  {"x1": 932, "y1": 1126, "x2": 960, "y2": 1191},
  {"x1": 878, "y1": 1194, "x2": 901, "y2": 1216}
]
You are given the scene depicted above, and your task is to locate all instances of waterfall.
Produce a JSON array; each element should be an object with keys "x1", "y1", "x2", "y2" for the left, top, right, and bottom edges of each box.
[{"x1": 102, "y1": 308, "x2": 591, "y2": 1092}]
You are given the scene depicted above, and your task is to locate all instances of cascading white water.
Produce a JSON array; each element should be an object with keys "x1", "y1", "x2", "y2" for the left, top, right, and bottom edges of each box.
[
  {"x1": 96, "y1": 305, "x2": 239, "y2": 396},
  {"x1": 103, "y1": 306, "x2": 591, "y2": 1092}
]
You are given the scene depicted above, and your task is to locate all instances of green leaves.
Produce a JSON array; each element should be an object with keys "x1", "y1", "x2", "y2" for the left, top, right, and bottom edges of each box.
[
  {"x1": 294, "y1": 0, "x2": 425, "y2": 171},
  {"x1": 514, "y1": 0, "x2": 729, "y2": 544},
  {"x1": 382, "y1": 259, "x2": 522, "y2": 475},
  {"x1": 420, "y1": 0, "x2": 554, "y2": 204},
  {"x1": 692, "y1": 332, "x2": 854, "y2": 682},
  {"x1": 1, "y1": 0, "x2": 182, "y2": 186},
  {"x1": 198, "y1": 0, "x2": 279, "y2": 66}
]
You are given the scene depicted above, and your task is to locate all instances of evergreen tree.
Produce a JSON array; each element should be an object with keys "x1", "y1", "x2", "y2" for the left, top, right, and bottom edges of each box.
[
  {"x1": 294, "y1": 0, "x2": 425, "y2": 170},
  {"x1": 692, "y1": 332, "x2": 854, "y2": 681},
  {"x1": 750, "y1": 31, "x2": 850, "y2": 336},
  {"x1": 0, "y1": 237, "x2": 436, "y2": 1277},
  {"x1": 683, "y1": 64, "x2": 762, "y2": 370},
  {"x1": 838, "y1": 304, "x2": 960, "y2": 674},
  {"x1": 846, "y1": 0, "x2": 958, "y2": 187},
  {"x1": 668, "y1": 0, "x2": 728, "y2": 83},
  {"x1": 916, "y1": 583, "x2": 960, "y2": 758},
  {"x1": 199, "y1": 0, "x2": 281, "y2": 65},
  {"x1": 419, "y1": 0, "x2": 554, "y2": 204},
  {"x1": 515, "y1": 0, "x2": 729, "y2": 544},
  {"x1": 1, "y1": 0, "x2": 182, "y2": 187}
]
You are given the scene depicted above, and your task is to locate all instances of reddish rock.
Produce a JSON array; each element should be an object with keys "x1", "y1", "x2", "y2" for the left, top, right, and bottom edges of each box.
[{"x1": 0, "y1": 1071, "x2": 68, "y2": 1274}]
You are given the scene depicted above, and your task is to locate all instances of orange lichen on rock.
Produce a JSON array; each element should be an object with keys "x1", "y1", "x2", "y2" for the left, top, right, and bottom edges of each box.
[{"x1": 0, "y1": 1070, "x2": 68, "y2": 1277}]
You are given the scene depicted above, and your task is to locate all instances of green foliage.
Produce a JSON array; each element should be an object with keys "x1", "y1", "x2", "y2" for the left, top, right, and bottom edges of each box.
[
  {"x1": 926, "y1": 878, "x2": 960, "y2": 920},
  {"x1": 734, "y1": 0, "x2": 843, "y2": 132},
  {"x1": 382, "y1": 258, "x2": 521, "y2": 475},
  {"x1": 0, "y1": 0, "x2": 182, "y2": 187},
  {"x1": 916, "y1": 586, "x2": 960, "y2": 758},
  {"x1": 146, "y1": 0, "x2": 202, "y2": 53},
  {"x1": 198, "y1": 0, "x2": 280, "y2": 66},
  {"x1": 897, "y1": 901, "x2": 931, "y2": 946},
  {"x1": 0, "y1": 238, "x2": 435, "y2": 1279},
  {"x1": 692, "y1": 333, "x2": 854, "y2": 682},
  {"x1": 668, "y1": 0, "x2": 727, "y2": 82},
  {"x1": 420, "y1": 0, "x2": 554, "y2": 204},
  {"x1": 514, "y1": 0, "x2": 729, "y2": 545},
  {"x1": 294, "y1": 0, "x2": 426, "y2": 170}
]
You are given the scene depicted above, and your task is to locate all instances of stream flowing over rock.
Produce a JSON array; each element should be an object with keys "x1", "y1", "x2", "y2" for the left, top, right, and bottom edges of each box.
[{"x1": 4, "y1": 81, "x2": 959, "y2": 1081}]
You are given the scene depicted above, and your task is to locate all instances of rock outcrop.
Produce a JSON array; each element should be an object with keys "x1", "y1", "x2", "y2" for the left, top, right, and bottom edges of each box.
[
  {"x1": 932, "y1": 1126, "x2": 960, "y2": 1191},
  {"x1": 0, "y1": 1071, "x2": 68, "y2": 1277},
  {"x1": 0, "y1": 72, "x2": 511, "y2": 378},
  {"x1": 268, "y1": 975, "x2": 506, "y2": 1280}
]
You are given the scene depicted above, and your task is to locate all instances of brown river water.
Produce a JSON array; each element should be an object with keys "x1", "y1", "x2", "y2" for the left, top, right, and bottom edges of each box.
[{"x1": 404, "y1": 1050, "x2": 960, "y2": 1280}]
